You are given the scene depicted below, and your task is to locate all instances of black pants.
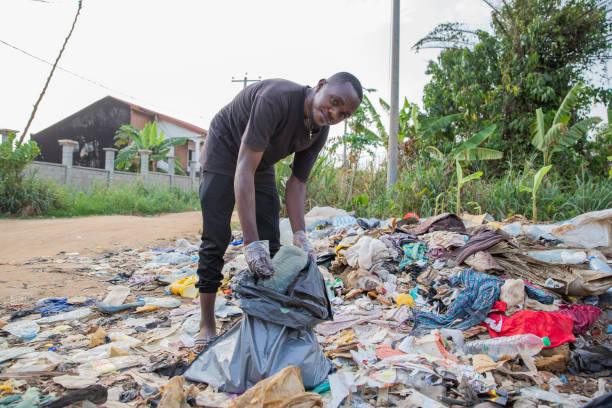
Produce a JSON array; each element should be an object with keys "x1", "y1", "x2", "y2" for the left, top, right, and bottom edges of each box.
[{"x1": 195, "y1": 171, "x2": 281, "y2": 293}]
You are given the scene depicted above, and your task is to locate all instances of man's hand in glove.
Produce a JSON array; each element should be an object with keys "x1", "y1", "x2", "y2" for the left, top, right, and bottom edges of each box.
[
  {"x1": 244, "y1": 240, "x2": 275, "y2": 279},
  {"x1": 293, "y1": 230, "x2": 316, "y2": 258}
]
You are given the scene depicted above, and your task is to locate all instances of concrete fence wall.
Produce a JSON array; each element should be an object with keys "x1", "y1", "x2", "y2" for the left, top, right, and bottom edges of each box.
[{"x1": 23, "y1": 140, "x2": 199, "y2": 191}]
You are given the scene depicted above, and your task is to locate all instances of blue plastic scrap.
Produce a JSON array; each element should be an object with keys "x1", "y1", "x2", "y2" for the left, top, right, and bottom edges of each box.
[{"x1": 35, "y1": 298, "x2": 74, "y2": 317}]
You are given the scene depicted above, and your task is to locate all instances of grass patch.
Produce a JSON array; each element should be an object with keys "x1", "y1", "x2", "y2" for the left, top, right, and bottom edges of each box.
[{"x1": 44, "y1": 182, "x2": 200, "y2": 217}]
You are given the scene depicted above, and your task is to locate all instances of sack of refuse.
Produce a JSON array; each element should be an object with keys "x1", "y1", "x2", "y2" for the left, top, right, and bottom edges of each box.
[{"x1": 184, "y1": 247, "x2": 333, "y2": 393}]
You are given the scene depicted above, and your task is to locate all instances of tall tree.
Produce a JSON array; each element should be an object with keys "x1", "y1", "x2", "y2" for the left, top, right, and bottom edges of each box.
[{"x1": 415, "y1": 0, "x2": 611, "y2": 165}]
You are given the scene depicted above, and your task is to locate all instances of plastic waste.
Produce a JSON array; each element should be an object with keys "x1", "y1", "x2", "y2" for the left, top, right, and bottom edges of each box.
[
  {"x1": 500, "y1": 222, "x2": 521, "y2": 237},
  {"x1": 176, "y1": 238, "x2": 199, "y2": 250},
  {"x1": 150, "y1": 252, "x2": 192, "y2": 265},
  {"x1": 279, "y1": 218, "x2": 293, "y2": 246},
  {"x1": 258, "y1": 245, "x2": 308, "y2": 294},
  {"x1": 97, "y1": 300, "x2": 144, "y2": 314},
  {"x1": 140, "y1": 296, "x2": 181, "y2": 308},
  {"x1": 544, "y1": 277, "x2": 564, "y2": 289},
  {"x1": 521, "y1": 224, "x2": 557, "y2": 241},
  {"x1": 520, "y1": 387, "x2": 590, "y2": 406},
  {"x1": 526, "y1": 249, "x2": 587, "y2": 265},
  {"x1": 589, "y1": 256, "x2": 612, "y2": 274},
  {"x1": 3, "y1": 319, "x2": 40, "y2": 340},
  {"x1": 396, "y1": 293, "x2": 414, "y2": 307},
  {"x1": 331, "y1": 215, "x2": 357, "y2": 227},
  {"x1": 53, "y1": 375, "x2": 97, "y2": 389},
  {"x1": 182, "y1": 314, "x2": 200, "y2": 336},
  {"x1": 35, "y1": 307, "x2": 92, "y2": 324},
  {"x1": 549, "y1": 208, "x2": 612, "y2": 249},
  {"x1": 464, "y1": 334, "x2": 551, "y2": 360},
  {"x1": 0, "y1": 347, "x2": 35, "y2": 363},
  {"x1": 102, "y1": 286, "x2": 130, "y2": 307},
  {"x1": 168, "y1": 275, "x2": 199, "y2": 298},
  {"x1": 88, "y1": 356, "x2": 143, "y2": 375}
]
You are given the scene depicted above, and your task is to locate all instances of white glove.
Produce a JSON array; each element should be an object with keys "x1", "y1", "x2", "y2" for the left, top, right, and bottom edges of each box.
[
  {"x1": 293, "y1": 230, "x2": 316, "y2": 258},
  {"x1": 244, "y1": 240, "x2": 275, "y2": 279}
]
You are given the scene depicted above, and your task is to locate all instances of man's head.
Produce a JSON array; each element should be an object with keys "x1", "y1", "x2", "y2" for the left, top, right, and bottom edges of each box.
[{"x1": 311, "y1": 72, "x2": 362, "y2": 127}]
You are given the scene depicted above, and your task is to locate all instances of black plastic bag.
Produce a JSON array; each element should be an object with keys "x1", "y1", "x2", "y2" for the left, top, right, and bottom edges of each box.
[
  {"x1": 569, "y1": 344, "x2": 612, "y2": 377},
  {"x1": 184, "y1": 258, "x2": 333, "y2": 393},
  {"x1": 231, "y1": 257, "x2": 333, "y2": 330}
]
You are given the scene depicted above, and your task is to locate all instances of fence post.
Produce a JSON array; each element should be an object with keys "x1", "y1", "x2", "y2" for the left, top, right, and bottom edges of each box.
[
  {"x1": 139, "y1": 149, "x2": 151, "y2": 181},
  {"x1": 167, "y1": 155, "x2": 175, "y2": 187},
  {"x1": 189, "y1": 160, "x2": 197, "y2": 190},
  {"x1": 58, "y1": 139, "x2": 77, "y2": 184},
  {"x1": 103, "y1": 147, "x2": 117, "y2": 187}
]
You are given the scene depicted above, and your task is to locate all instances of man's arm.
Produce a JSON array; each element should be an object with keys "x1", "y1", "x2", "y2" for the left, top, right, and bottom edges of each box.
[
  {"x1": 286, "y1": 174, "x2": 316, "y2": 257},
  {"x1": 234, "y1": 142, "x2": 263, "y2": 244},
  {"x1": 235, "y1": 142, "x2": 276, "y2": 278},
  {"x1": 285, "y1": 174, "x2": 306, "y2": 233}
]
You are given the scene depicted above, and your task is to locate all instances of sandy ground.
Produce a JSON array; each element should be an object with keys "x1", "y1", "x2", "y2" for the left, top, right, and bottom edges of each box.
[{"x1": 0, "y1": 212, "x2": 203, "y2": 303}]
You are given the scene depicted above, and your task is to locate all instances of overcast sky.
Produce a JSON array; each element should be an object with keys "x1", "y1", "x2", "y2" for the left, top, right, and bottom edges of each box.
[{"x1": 1, "y1": 0, "x2": 499, "y2": 141}]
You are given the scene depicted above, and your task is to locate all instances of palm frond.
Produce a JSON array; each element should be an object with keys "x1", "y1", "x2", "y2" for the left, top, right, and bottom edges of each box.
[
  {"x1": 553, "y1": 83, "x2": 582, "y2": 126},
  {"x1": 531, "y1": 108, "x2": 546, "y2": 150},
  {"x1": 454, "y1": 124, "x2": 496, "y2": 158},
  {"x1": 561, "y1": 117, "x2": 601, "y2": 146},
  {"x1": 542, "y1": 122, "x2": 567, "y2": 150},
  {"x1": 420, "y1": 113, "x2": 463, "y2": 139},
  {"x1": 456, "y1": 147, "x2": 503, "y2": 161}
]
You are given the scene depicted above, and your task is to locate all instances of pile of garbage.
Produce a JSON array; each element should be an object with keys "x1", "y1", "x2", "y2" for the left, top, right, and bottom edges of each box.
[{"x1": 0, "y1": 207, "x2": 611, "y2": 407}]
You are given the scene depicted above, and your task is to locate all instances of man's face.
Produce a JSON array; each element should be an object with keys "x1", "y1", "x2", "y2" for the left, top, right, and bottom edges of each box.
[{"x1": 311, "y1": 80, "x2": 361, "y2": 127}]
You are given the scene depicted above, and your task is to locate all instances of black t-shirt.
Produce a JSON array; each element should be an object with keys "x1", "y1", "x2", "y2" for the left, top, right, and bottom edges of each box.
[{"x1": 200, "y1": 79, "x2": 329, "y2": 182}]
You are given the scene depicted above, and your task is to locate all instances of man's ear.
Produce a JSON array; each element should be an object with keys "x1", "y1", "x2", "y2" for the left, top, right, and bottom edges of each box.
[{"x1": 316, "y1": 78, "x2": 327, "y2": 90}]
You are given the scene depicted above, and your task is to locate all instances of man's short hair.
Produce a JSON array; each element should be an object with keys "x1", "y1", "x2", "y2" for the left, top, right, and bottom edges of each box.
[{"x1": 328, "y1": 72, "x2": 363, "y2": 101}]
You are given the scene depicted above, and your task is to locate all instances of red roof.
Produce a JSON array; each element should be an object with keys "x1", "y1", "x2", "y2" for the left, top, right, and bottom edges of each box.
[{"x1": 109, "y1": 96, "x2": 207, "y2": 135}]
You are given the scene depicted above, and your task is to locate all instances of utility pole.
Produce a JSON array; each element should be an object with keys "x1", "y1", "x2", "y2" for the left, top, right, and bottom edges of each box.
[
  {"x1": 387, "y1": 0, "x2": 400, "y2": 190},
  {"x1": 231, "y1": 73, "x2": 261, "y2": 89}
]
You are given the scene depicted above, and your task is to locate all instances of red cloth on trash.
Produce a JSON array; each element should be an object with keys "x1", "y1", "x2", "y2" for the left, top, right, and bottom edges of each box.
[
  {"x1": 555, "y1": 304, "x2": 601, "y2": 335},
  {"x1": 486, "y1": 310, "x2": 575, "y2": 348}
]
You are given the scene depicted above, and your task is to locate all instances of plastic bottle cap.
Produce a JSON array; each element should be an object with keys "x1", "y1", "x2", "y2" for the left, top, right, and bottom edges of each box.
[{"x1": 542, "y1": 337, "x2": 551, "y2": 347}]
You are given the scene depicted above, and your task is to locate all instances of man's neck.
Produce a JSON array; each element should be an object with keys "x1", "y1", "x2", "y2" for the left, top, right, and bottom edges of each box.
[{"x1": 304, "y1": 88, "x2": 314, "y2": 121}]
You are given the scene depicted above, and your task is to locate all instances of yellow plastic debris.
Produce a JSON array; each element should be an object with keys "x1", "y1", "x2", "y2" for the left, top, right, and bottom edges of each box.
[
  {"x1": 168, "y1": 275, "x2": 199, "y2": 298},
  {"x1": 0, "y1": 380, "x2": 15, "y2": 397},
  {"x1": 396, "y1": 293, "x2": 414, "y2": 307},
  {"x1": 135, "y1": 305, "x2": 160, "y2": 313}
]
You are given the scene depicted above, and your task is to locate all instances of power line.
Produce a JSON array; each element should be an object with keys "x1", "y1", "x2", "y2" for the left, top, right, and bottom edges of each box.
[{"x1": 0, "y1": 37, "x2": 208, "y2": 123}]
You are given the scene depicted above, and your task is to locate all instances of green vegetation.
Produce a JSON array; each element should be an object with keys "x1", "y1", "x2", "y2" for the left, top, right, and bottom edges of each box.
[
  {"x1": 276, "y1": 153, "x2": 611, "y2": 222},
  {"x1": 1, "y1": 133, "x2": 63, "y2": 216},
  {"x1": 114, "y1": 122, "x2": 187, "y2": 174},
  {"x1": 45, "y1": 182, "x2": 199, "y2": 217},
  {"x1": 415, "y1": 0, "x2": 611, "y2": 169},
  {"x1": 520, "y1": 165, "x2": 553, "y2": 222}
]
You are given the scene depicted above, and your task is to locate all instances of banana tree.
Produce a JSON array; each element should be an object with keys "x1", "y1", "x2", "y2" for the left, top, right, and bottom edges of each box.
[
  {"x1": 532, "y1": 83, "x2": 601, "y2": 166},
  {"x1": 520, "y1": 165, "x2": 552, "y2": 222},
  {"x1": 427, "y1": 124, "x2": 503, "y2": 214},
  {"x1": 379, "y1": 98, "x2": 462, "y2": 159},
  {"x1": 114, "y1": 122, "x2": 187, "y2": 174}
]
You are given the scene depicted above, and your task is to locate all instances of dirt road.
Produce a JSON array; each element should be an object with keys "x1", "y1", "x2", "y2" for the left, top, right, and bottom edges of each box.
[{"x1": 0, "y1": 212, "x2": 203, "y2": 303}]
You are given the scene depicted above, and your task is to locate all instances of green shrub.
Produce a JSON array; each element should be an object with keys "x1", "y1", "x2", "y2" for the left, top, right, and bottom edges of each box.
[{"x1": 0, "y1": 134, "x2": 64, "y2": 216}]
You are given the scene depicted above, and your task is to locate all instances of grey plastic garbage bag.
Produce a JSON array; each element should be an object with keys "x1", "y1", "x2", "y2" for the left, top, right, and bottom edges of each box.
[
  {"x1": 184, "y1": 313, "x2": 331, "y2": 393},
  {"x1": 184, "y1": 258, "x2": 333, "y2": 393}
]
